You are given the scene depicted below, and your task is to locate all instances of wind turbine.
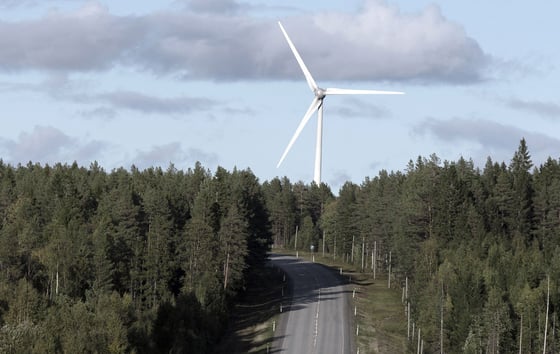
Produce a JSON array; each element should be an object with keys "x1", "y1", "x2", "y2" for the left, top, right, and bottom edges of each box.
[{"x1": 276, "y1": 21, "x2": 404, "y2": 185}]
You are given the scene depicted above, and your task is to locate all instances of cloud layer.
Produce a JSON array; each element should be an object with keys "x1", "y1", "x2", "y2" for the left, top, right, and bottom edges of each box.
[
  {"x1": 414, "y1": 117, "x2": 560, "y2": 162},
  {"x1": 506, "y1": 98, "x2": 560, "y2": 120},
  {"x1": 0, "y1": 125, "x2": 108, "y2": 164},
  {"x1": 0, "y1": 0, "x2": 489, "y2": 83}
]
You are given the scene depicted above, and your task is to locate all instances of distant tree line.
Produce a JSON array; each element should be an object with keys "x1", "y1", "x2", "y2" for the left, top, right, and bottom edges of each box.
[{"x1": 0, "y1": 161, "x2": 271, "y2": 353}]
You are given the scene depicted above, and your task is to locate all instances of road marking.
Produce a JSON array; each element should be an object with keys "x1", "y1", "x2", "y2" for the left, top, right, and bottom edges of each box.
[{"x1": 314, "y1": 288, "x2": 320, "y2": 348}]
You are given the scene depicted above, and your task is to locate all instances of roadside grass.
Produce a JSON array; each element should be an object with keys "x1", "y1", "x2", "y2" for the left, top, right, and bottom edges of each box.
[
  {"x1": 276, "y1": 249, "x2": 409, "y2": 354},
  {"x1": 213, "y1": 263, "x2": 284, "y2": 354}
]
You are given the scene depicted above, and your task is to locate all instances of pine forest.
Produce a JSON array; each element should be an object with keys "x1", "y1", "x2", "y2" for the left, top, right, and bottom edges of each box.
[{"x1": 2, "y1": 139, "x2": 560, "y2": 353}]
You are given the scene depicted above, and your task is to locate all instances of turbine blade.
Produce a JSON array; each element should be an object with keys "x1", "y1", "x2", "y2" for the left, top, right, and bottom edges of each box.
[
  {"x1": 277, "y1": 97, "x2": 322, "y2": 168},
  {"x1": 278, "y1": 21, "x2": 319, "y2": 92},
  {"x1": 325, "y1": 88, "x2": 404, "y2": 95}
]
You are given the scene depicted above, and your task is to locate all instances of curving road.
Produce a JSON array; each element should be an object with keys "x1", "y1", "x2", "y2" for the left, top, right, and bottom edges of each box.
[{"x1": 270, "y1": 254, "x2": 354, "y2": 354}]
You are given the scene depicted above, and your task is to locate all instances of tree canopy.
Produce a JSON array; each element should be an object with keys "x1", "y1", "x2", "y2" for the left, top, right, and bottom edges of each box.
[{"x1": 2, "y1": 138, "x2": 560, "y2": 353}]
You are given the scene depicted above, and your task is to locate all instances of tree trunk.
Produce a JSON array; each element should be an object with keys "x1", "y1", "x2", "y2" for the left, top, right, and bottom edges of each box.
[
  {"x1": 224, "y1": 250, "x2": 230, "y2": 290},
  {"x1": 544, "y1": 275, "x2": 550, "y2": 354}
]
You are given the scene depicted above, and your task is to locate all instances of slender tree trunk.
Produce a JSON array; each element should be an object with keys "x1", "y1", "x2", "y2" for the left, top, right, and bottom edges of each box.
[
  {"x1": 440, "y1": 282, "x2": 444, "y2": 354},
  {"x1": 56, "y1": 263, "x2": 59, "y2": 296},
  {"x1": 373, "y1": 241, "x2": 377, "y2": 279},
  {"x1": 406, "y1": 277, "x2": 408, "y2": 300},
  {"x1": 224, "y1": 250, "x2": 230, "y2": 290},
  {"x1": 295, "y1": 225, "x2": 298, "y2": 251},
  {"x1": 333, "y1": 235, "x2": 336, "y2": 260},
  {"x1": 417, "y1": 327, "x2": 421, "y2": 354},
  {"x1": 322, "y1": 230, "x2": 325, "y2": 257},
  {"x1": 388, "y1": 251, "x2": 392, "y2": 289},
  {"x1": 519, "y1": 313, "x2": 523, "y2": 354},
  {"x1": 544, "y1": 275, "x2": 550, "y2": 354},
  {"x1": 351, "y1": 235, "x2": 355, "y2": 263},
  {"x1": 361, "y1": 237, "x2": 365, "y2": 271},
  {"x1": 408, "y1": 301, "x2": 411, "y2": 340}
]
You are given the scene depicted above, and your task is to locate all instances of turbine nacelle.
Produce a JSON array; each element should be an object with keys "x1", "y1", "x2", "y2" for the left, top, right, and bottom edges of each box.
[{"x1": 314, "y1": 88, "x2": 326, "y2": 99}]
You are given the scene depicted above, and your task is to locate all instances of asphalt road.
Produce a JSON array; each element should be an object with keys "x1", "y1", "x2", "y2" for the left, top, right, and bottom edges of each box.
[{"x1": 270, "y1": 254, "x2": 354, "y2": 354}]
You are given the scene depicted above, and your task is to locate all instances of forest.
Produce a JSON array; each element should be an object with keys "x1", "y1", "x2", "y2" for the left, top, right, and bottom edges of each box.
[
  {"x1": 0, "y1": 162, "x2": 271, "y2": 353},
  {"x1": 2, "y1": 138, "x2": 560, "y2": 353}
]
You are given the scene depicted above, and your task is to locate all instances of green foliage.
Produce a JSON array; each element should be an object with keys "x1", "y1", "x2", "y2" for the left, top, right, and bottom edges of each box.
[
  {"x1": 3, "y1": 139, "x2": 560, "y2": 353},
  {"x1": 0, "y1": 162, "x2": 272, "y2": 352},
  {"x1": 265, "y1": 140, "x2": 560, "y2": 353}
]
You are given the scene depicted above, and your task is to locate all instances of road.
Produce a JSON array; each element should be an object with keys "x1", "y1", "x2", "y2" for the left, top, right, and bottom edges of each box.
[{"x1": 270, "y1": 254, "x2": 354, "y2": 354}]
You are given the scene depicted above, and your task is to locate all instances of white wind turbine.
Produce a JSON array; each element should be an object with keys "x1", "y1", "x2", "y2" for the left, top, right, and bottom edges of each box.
[{"x1": 276, "y1": 21, "x2": 404, "y2": 185}]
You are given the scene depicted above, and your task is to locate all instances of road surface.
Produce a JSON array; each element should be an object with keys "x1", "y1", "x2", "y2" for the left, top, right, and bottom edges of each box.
[{"x1": 270, "y1": 254, "x2": 354, "y2": 354}]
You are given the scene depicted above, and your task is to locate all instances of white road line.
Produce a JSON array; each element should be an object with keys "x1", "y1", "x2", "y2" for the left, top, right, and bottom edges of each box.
[
  {"x1": 314, "y1": 288, "x2": 321, "y2": 348},
  {"x1": 341, "y1": 287, "x2": 345, "y2": 354}
]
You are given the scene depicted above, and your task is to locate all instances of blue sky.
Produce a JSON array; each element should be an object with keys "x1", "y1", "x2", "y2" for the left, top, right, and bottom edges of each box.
[{"x1": 1, "y1": 0, "x2": 560, "y2": 191}]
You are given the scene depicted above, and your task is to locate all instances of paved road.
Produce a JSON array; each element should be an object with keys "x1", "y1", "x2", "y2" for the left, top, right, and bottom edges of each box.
[{"x1": 270, "y1": 254, "x2": 354, "y2": 354}]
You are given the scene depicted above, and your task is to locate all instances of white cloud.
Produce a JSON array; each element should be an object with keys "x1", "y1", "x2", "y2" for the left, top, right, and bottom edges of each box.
[
  {"x1": 0, "y1": 3, "x2": 143, "y2": 71},
  {"x1": 0, "y1": 0, "x2": 489, "y2": 84},
  {"x1": 304, "y1": 1, "x2": 487, "y2": 82},
  {"x1": 0, "y1": 125, "x2": 109, "y2": 164}
]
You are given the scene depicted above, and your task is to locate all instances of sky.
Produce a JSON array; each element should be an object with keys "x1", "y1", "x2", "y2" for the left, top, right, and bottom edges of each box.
[{"x1": 1, "y1": 0, "x2": 560, "y2": 192}]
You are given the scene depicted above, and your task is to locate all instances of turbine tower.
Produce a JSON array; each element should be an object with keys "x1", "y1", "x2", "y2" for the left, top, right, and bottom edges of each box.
[{"x1": 276, "y1": 21, "x2": 404, "y2": 185}]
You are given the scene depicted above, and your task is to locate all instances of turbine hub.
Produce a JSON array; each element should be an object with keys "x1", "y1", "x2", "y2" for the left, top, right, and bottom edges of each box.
[{"x1": 314, "y1": 88, "x2": 326, "y2": 99}]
